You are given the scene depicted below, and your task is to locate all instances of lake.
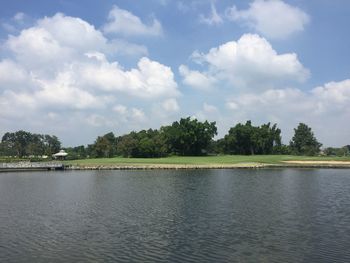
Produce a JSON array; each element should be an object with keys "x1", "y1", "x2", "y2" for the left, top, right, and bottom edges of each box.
[{"x1": 1, "y1": 169, "x2": 350, "y2": 262}]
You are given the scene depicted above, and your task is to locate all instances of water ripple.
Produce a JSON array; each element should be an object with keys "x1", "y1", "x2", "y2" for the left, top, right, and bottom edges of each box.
[{"x1": 1, "y1": 169, "x2": 350, "y2": 262}]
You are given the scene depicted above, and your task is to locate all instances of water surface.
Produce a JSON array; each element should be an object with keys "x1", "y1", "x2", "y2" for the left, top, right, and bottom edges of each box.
[{"x1": 1, "y1": 169, "x2": 350, "y2": 262}]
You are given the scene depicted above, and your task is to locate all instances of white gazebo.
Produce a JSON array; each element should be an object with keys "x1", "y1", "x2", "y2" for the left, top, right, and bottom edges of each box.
[{"x1": 52, "y1": 150, "x2": 68, "y2": 160}]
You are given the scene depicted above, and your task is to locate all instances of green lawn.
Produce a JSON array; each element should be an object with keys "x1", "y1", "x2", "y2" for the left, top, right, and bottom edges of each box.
[{"x1": 65, "y1": 155, "x2": 350, "y2": 166}]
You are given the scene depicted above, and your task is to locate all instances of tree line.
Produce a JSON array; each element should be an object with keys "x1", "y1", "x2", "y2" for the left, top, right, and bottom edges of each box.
[
  {"x1": 1, "y1": 118, "x2": 348, "y2": 159},
  {"x1": 65, "y1": 118, "x2": 326, "y2": 159},
  {"x1": 0, "y1": 130, "x2": 61, "y2": 158}
]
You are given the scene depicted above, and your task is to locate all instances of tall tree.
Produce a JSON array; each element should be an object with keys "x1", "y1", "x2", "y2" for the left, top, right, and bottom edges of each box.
[
  {"x1": 116, "y1": 129, "x2": 166, "y2": 158},
  {"x1": 116, "y1": 133, "x2": 138, "y2": 157},
  {"x1": 162, "y1": 117, "x2": 217, "y2": 156},
  {"x1": 1, "y1": 131, "x2": 31, "y2": 157},
  {"x1": 94, "y1": 132, "x2": 117, "y2": 158},
  {"x1": 223, "y1": 121, "x2": 282, "y2": 155},
  {"x1": 224, "y1": 121, "x2": 257, "y2": 155},
  {"x1": 1, "y1": 131, "x2": 61, "y2": 157},
  {"x1": 290, "y1": 123, "x2": 322, "y2": 156}
]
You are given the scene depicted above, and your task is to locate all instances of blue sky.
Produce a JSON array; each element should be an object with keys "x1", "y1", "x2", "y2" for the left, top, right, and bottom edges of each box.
[{"x1": 0, "y1": 0, "x2": 349, "y2": 147}]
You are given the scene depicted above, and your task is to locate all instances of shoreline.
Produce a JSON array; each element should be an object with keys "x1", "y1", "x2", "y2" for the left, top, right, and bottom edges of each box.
[
  {"x1": 1, "y1": 160, "x2": 350, "y2": 172},
  {"x1": 65, "y1": 162, "x2": 350, "y2": 170}
]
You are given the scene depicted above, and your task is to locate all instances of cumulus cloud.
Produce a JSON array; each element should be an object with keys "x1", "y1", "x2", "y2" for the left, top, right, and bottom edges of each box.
[
  {"x1": 4, "y1": 12, "x2": 147, "y2": 74},
  {"x1": 0, "y1": 60, "x2": 31, "y2": 90},
  {"x1": 130, "y1": 108, "x2": 147, "y2": 122},
  {"x1": 107, "y1": 39, "x2": 148, "y2": 56},
  {"x1": 226, "y1": 0, "x2": 309, "y2": 39},
  {"x1": 80, "y1": 54, "x2": 179, "y2": 98},
  {"x1": 180, "y1": 34, "x2": 309, "y2": 90},
  {"x1": 162, "y1": 98, "x2": 180, "y2": 112},
  {"x1": 112, "y1": 105, "x2": 148, "y2": 124},
  {"x1": 203, "y1": 102, "x2": 218, "y2": 113},
  {"x1": 312, "y1": 80, "x2": 350, "y2": 110},
  {"x1": 113, "y1": 104, "x2": 128, "y2": 115},
  {"x1": 179, "y1": 65, "x2": 216, "y2": 90},
  {"x1": 4, "y1": 13, "x2": 109, "y2": 74},
  {"x1": 194, "y1": 102, "x2": 221, "y2": 124},
  {"x1": 0, "y1": 12, "x2": 179, "y2": 145},
  {"x1": 103, "y1": 5, "x2": 162, "y2": 36},
  {"x1": 85, "y1": 114, "x2": 114, "y2": 127},
  {"x1": 0, "y1": 13, "x2": 178, "y2": 102}
]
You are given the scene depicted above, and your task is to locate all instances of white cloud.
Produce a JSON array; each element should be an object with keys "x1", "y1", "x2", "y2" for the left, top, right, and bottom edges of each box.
[
  {"x1": 0, "y1": 60, "x2": 30, "y2": 90},
  {"x1": 80, "y1": 55, "x2": 179, "y2": 98},
  {"x1": 0, "y1": 12, "x2": 179, "y2": 145},
  {"x1": 226, "y1": 101, "x2": 238, "y2": 110},
  {"x1": 37, "y1": 13, "x2": 107, "y2": 51},
  {"x1": 312, "y1": 80, "x2": 350, "y2": 107},
  {"x1": 0, "y1": 13, "x2": 178, "y2": 103},
  {"x1": 107, "y1": 39, "x2": 148, "y2": 56},
  {"x1": 162, "y1": 98, "x2": 180, "y2": 112},
  {"x1": 34, "y1": 71, "x2": 106, "y2": 110},
  {"x1": 194, "y1": 102, "x2": 220, "y2": 123},
  {"x1": 112, "y1": 105, "x2": 148, "y2": 124},
  {"x1": 203, "y1": 102, "x2": 218, "y2": 113},
  {"x1": 199, "y1": 2, "x2": 223, "y2": 26},
  {"x1": 226, "y1": 0, "x2": 309, "y2": 39},
  {"x1": 179, "y1": 65, "x2": 216, "y2": 90},
  {"x1": 4, "y1": 13, "x2": 108, "y2": 74},
  {"x1": 181, "y1": 34, "x2": 309, "y2": 90},
  {"x1": 4, "y1": 12, "x2": 148, "y2": 75},
  {"x1": 131, "y1": 108, "x2": 147, "y2": 122},
  {"x1": 86, "y1": 114, "x2": 114, "y2": 127},
  {"x1": 103, "y1": 5, "x2": 162, "y2": 36},
  {"x1": 6, "y1": 27, "x2": 69, "y2": 71},
  {"x1": 113, "y1": 104, "x2": 128, "y2": 115}
]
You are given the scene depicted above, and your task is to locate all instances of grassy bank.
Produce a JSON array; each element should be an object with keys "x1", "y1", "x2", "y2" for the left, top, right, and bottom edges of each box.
[{"x1": 65, "y1": 155, "x2": 350, "y2": 167}]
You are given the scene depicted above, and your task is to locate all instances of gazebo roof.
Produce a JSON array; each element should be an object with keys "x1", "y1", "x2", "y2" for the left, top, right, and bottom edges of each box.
[{"x1": 53, "y1": 150, "x2": 68, "y2": 157}]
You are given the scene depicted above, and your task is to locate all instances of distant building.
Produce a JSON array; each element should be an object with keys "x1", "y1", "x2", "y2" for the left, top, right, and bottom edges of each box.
[{"x1": 52, "y1": 150, "x2": 68, "y2": 160}]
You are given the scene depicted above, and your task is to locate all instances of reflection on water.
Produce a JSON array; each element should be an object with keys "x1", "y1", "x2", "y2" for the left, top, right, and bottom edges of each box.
[{"x1": 1, "y1": 169, "x2": 350, "y2": 262}]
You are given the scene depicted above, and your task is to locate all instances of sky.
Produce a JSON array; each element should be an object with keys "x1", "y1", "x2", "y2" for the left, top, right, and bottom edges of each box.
[{"x1": 0, "y1": 0, "x2": 350, "y2": 147}]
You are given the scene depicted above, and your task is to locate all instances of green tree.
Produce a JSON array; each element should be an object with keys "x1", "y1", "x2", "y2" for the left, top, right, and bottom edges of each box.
[
  {"x1": 94, "y1": 132, "x2": 117, "y2": 158},
  {"x1": 27, "y1": 134, "x2": 45, "y2": 156},
  {"x1": 223, "y1": 121, "x2": 282, "y2": 155},
  {"x1": 1, "y1": 131, "x2": 31, "y2": 157},
  {"x1": 162, "y1": 117, "x2": 217, "y2": 156},
  {"x1": 1, "y1": 131, "x2": 61, "y2": 158},
  {"x1": 290, "y1": 123, "x2": 322, "y2": 156},
  {"x1": 224, "y1": 121, "x2": 257, "y2": 155},
  {"x1": 324, "y1": 146, "x2": 349, "y2": 156},
  {"x1": 116, "y1": 129, "x2": 166, "y2": 158},
  {"x1": 64, "y1": 145, "x2": 87, "y2": 160},
  {"x1": 116, "y1": 133, "x2": 138, "y2": 157}
]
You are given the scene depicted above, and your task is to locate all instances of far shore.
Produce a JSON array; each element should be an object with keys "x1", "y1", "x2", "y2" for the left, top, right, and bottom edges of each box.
[
  {"x1": 64, "y1": 155, "x2": 350, "y2": 169},
  {"x1": 65, "y1": 160, "x2": 350, "y2": 170},
  {"x1": 64, "y1": 156, "x2": 350, "y2": 170},
  {"x1": 1, "y1": 155, "x2": 350, "y2": 172},
  {"x1": 65, "y1": 163, "x2": 350, "y2": 171}
]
